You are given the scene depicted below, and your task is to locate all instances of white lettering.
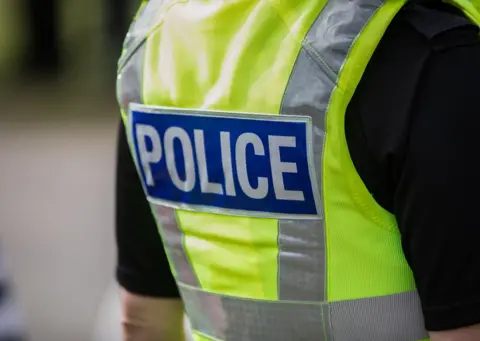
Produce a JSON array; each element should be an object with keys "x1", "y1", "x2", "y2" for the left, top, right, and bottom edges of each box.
[
  {"x1": 135, "y1": 121, "x2": 308, "y2": 205},
  {"x1": 194, "y1": 130, "x2": 223, "y2": 195},
  {"x1": 269, "y1": 135, "x2": 305, "y2": 201},
  {"x1": 220, "y1": 132, "x2": 236, "y2": 196},
  {"x1": 136, "y1": 124, "x2": 162, "y2": 187},
  {"x1": 235, "y1": 133, "x2": 268, "y2": 199},
  {"x1": 164, "y1": 127, "x2": 196, "y2": 192}
]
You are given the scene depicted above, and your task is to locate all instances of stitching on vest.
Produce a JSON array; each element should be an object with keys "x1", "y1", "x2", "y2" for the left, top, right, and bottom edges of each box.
[{"x1": 301, "y1": 40, "x2": 338, "y2": 81}]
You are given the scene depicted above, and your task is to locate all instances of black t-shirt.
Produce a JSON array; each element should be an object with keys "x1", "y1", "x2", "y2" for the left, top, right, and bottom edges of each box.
[{"x1": 115, "y1": 2, "x2": 480, "y2": 332}]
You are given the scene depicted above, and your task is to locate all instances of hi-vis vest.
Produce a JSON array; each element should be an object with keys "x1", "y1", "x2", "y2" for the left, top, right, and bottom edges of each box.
[{"x1": 117, "y1": 1, "x2": 480, "y2": 340}]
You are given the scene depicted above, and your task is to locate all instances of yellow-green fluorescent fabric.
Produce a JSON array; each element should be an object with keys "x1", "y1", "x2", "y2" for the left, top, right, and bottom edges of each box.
[{"x1": 116, "y1": 0, "x2": 480, "y2": 340}]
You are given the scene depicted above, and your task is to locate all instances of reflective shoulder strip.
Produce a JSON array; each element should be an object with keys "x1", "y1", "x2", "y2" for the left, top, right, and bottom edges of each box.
[
  {"x1": 117, "y1": 0, "x2": 165, "y2": 122},
  {"x1": 117, "y1": 0, "x2": 200, "y2": 288},
  {"x1": 118, "y1": 0, "x2": 165, "y2": 72}
]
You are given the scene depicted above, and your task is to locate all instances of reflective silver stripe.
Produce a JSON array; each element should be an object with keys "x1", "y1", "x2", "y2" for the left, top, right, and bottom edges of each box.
[
  {"x1": 306, "y1": 0, "x2": 386, "y2": 76},
  {"x1": 152, "y1": 206, "x2": 200, "y2": 287},
  {"x1": 330, "y1": 292, "x2": 429, "y2": 341},
  {"x1": 117, "y1": 0, "x2": 200, "y2": 289},
  {"x1": 180, "y1": 285, "x2": 427, "y2": 341},
  {"x1": 118, "y1": 0, "x2": 164, "y2": 71},
  {"x1": 117, "y1": 0, "x2": 164, "y2": 110},
  {"x1": 179, "y1": 284, "x2": 327, "y2": 341},
  {"x1": 117, "y1": 44, "x2": 146, "y2": 113},
  {"x1": 276, "y1": 209, "x2": 326, "y2": 301},
  {"x1": 278, "y1": 0, "x2": 388, "y2": 303},
  {"x1": 279, "y1": 0, "x2": 428, "y2": 340},
  {"x1": 277, "y1": 47, "x2": 329, "y2": 304}
]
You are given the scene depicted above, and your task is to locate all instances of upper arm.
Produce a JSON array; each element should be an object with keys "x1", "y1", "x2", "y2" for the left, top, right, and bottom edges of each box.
[
  {"x1": 430, "y1": 324, "x2": 480, "y2": 341},
  {"x1": 115, "y1": 121, "x2": 180, "y2": 298},
  {"x1": 347, "y1": 9, "x2": 480, "y2": 333},
  {"x1": 393, "y1": 33, "x2": 480, "y2": 331}
]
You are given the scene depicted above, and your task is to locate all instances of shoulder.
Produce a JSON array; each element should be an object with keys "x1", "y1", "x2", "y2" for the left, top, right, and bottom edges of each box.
[
  {"x1": 378, "y1": 2, "x2": 480, "y2": 68},
  {"x1": 345, "y1": 4, "x2": 480, "y2": 332},
  {"x1": 345, "y1": 2, "x2": 480, "y2": 212},
  {"x1": 400, "y1": 2, "x2": 478, "y2": 43}
]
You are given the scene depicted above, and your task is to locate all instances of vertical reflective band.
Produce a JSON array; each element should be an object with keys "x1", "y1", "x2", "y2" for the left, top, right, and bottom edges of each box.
[
  {"x1": 117, "y1": 45, "x2": 145, "y2": 114},
  {"x1": 117, "y1": 0, "x2": 159, "y2": 112},
  {"x1": 275, "y1": 212, "x2": 326, "y2": 302},
  {"x1": 277, "y1": 33, "x2": 329, "y2": 305},
  {"x1": 153, "y1": 206, "x2": 200, "y2": 287},
  {"x1": 117, "y1": 0, "x2": 200, "y2": 288},
  {"x1": 280, "y1": 1, "x2": 428, "y2": 341},
  {"x1": 279, "y1": 0, "x2": 388, "y2": 303},
  {"x1": 117, "y1": 0, "x2": 166, "y2": 113}
]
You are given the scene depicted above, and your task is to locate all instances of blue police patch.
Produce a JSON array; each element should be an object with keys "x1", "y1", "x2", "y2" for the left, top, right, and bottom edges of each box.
[{"x1": 128, "y1": 104, "x2": 321, "y2": 219}]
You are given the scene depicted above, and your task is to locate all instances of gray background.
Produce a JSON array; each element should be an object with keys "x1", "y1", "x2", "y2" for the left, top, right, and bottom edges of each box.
[{"x1": 0, "y1": 1, "x2": 128, "y2": 340}]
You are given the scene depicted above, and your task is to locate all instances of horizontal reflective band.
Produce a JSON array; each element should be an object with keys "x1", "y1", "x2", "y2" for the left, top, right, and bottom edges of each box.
[
  {"x1": 179, "y1": 285, "x2": 328, "y2": 341},
  {"x1": 129, "y1": 104, "x2": 322, "y2": 219},
  {"x1": 179, "y1": 285, "x2": 428, "y2": 341},
  {"x1": 331, "y1": 292, "x2": 429, "y2": 341}
]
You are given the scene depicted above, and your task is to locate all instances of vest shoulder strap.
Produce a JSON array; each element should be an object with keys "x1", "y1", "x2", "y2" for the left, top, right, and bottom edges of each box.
[
  {"x1": 118, "y1": 0, "x2": 163, "y2": 72},
  {"x1": 404, "y1": 2, "x2": 477, "y2": 40}
]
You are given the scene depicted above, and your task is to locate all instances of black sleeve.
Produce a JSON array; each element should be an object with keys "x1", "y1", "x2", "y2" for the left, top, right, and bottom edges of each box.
[
  {"x1": 394, "y1": 39, "x2": 480, "y2": 331},
  {"x1": 346, "y1": 5, "x2": 480, "y2": 331},
  {"x1": 115, "y1": 122, "x2": 180, "y2": 298}
]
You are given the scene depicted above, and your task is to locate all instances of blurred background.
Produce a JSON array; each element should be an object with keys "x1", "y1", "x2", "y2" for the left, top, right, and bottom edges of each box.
[{"x1": 0, "y1": 1, "x2": 140, "y2": 340}]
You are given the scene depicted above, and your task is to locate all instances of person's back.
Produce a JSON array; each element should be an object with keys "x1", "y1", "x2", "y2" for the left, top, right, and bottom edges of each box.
[{"x1": 115, "y1": 1, "x2": 480, "y2": 340}]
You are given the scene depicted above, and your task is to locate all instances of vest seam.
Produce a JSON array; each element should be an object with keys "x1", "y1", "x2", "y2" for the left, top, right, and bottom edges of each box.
[
  {"x1": 118, "y1": 39, "x2": 147, "y2": 74},
  {"x1": 301, "y1": 41, "x2": 338, "y2": 83},
  {"x1": 148, "y1": 0, "x2": 189, "y2": 40},
  {"x1": 268, "y1": 0, "x2": 342, "y2": 86},
  {"x1": 266, "y1": 0, "x2": 326, "y2": 48},
  {"x1": 118, "y1": 0, "x2": 188, "y2": 73}
]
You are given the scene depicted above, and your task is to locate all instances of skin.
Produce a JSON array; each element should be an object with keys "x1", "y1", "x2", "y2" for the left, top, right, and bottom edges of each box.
[
  {"x1": 121, "y1": 290, "x2": 184, "y2": 341},
  {"x1": 430, "y1": 324, "x2": 480, "y2": 341}
]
